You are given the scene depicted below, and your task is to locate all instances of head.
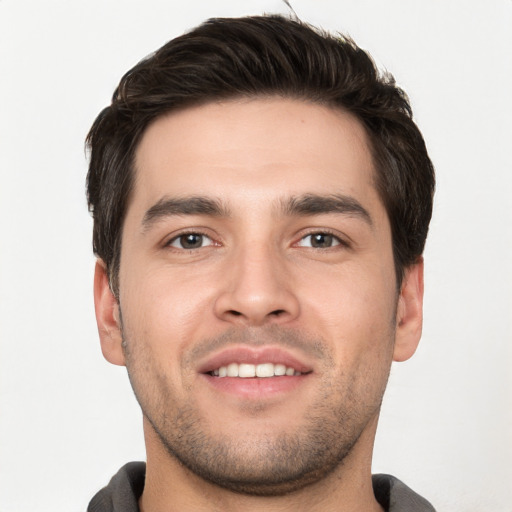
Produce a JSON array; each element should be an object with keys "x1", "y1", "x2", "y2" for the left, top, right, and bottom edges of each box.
[
  {"x1": 87, "y1": 15, "x2": 434, "y2": 498},
  {"x1": 87, "y1": 15, "x2": 434, "y2": 296}
]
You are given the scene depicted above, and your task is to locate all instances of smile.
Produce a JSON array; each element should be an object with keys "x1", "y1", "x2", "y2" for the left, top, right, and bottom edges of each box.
[
  {"x1": 211, "y1": 362, "x2": 303, "y2": 378},
  {"x1": 199, "y1": 348, "x2": 314, "y2": 398}
]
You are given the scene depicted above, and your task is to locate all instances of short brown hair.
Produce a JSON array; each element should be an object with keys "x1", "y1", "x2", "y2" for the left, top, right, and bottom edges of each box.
[{"x1": 86, "y1": 15, "x2": 435, "y2": 295}]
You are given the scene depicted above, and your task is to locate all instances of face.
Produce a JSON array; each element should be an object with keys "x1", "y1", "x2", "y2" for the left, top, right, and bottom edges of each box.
[{"x1": 95, "y1": 98, "x2": 423, "y2": 495}]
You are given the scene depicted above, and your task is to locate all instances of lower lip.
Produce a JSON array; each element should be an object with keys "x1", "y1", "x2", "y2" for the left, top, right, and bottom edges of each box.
[{"x1": 201, "y1": 374, "x2": 308, "y2": 398}]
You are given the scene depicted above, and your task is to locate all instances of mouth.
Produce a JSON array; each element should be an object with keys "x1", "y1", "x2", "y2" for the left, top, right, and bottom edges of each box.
[
  {"x1": 197, "y1": 347, "x2": 313, "y2": 398},
  {"x1": 209, "y1": 362, "x2": 306, "y2": 378},
  {"x1": 199, "y1": 346, "x2": 313, "y2": 377}
]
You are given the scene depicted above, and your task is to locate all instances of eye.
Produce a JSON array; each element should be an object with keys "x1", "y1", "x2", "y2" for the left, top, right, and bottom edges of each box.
[
  {"x1": 297, "y1": 232, "x2": 342, "y2": 249},
  {"x1": 168, "y1": 233, "x2": 214, "y2": 250}
]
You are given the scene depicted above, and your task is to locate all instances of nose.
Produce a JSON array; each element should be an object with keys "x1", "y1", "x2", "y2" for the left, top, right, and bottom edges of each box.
[{"x1": 213, "y1": 244, "x2": 300, "y2": 327}]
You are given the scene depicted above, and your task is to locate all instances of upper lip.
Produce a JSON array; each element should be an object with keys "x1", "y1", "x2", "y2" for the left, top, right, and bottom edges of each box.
[{"x1": 197, "y1": 346, "x2": 314, "y2": 374}]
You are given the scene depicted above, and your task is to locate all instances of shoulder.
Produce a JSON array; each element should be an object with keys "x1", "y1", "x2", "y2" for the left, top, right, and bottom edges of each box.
[
  {"x1": 87, "y1": 462, "x2": 146, "y2": 512},
  {"x1": 372, "y1": 474, "x2": 436, "y2": 512}
]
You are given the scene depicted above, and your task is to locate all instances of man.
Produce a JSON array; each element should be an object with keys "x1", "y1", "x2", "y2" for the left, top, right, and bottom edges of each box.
[{"x1": 86, "y1": 14, "x2": 435, "y2": 512}]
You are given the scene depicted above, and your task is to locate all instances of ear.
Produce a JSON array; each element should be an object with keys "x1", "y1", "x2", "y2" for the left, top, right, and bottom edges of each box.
[
  {"x1": 93, "y1": 259, "x2": 126, "y2": 366},
  {"x1": 393, "y1": 258, "x2": 424, "y2": 362}
]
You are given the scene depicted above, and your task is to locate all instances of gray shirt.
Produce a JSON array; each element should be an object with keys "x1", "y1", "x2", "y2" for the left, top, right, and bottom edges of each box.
[{"x1": 87, "y1": 462, "x2": 436, "y2": 511}]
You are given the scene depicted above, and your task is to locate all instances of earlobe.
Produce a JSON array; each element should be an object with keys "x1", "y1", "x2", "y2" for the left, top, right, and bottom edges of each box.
[
  {"x1": 393, "y1": 258, "x2": 424, "y2": 362},
  {"x1": 93, "y1": 260, "x2": 126, "y2": 366}
]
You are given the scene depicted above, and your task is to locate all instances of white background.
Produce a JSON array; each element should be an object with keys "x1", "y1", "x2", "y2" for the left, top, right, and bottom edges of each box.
[{"x1": 1, "y1": 1, "x2": 511, "y2": 510}]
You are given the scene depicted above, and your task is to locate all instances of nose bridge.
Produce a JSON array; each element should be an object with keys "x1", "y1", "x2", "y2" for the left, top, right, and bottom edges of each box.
[
  {"x1": 238, "y1": 242, "x2": 279, "y2": 297},
  {"x1": 214, "y1": 238, "x2": 299, "y2": 326}
]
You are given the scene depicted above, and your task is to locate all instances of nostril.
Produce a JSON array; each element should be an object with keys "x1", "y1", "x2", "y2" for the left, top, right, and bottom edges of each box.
[{"x1": 226, "y1": 309, "x2": 285, "y2": 318}]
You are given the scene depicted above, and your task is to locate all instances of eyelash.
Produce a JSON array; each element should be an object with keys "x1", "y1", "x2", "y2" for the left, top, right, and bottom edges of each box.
[
  {"x1": 165, "y1": 230, "x2": 216, "y2": 250},
  {"x1": 295, "y1": 230, "x2": 349, "y2": 250},
  {"x1": 164, "y1": 229, "x2": 349, "y2": 251}
]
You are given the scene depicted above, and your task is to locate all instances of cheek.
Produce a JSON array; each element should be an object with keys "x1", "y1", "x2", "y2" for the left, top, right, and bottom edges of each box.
[
  {"x1": 120, "y1": 264, "x2": 220, "y2": 356},
  {"x1": 299, "y1": 263, "x2": 397, "y2": 355},
  {"x1": 119, "y1": 274, "x2": 192, "y2": 403}
]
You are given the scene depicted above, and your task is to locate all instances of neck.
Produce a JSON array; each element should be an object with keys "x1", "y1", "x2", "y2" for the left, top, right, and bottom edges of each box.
[{"x1": 139, "y1": 415, "x2": 384, "y2": 512}]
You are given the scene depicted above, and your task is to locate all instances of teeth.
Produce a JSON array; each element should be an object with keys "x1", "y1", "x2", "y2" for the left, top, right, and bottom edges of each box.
[
  {"x1": 239, "y1": 363, "x2": 256, "y2": 378},
  {"x1": 213, "y1": 362, "x2": 302, "y2": 378},
  {"x1": 256, "y1": 363, "x2": 274, "y2": 377},
  {"x1": 274, "y1": 364, "x2": 286, "y2": 376},
  {"x1": 227, "y1": 363, "x2": 238, "y2": 377}
]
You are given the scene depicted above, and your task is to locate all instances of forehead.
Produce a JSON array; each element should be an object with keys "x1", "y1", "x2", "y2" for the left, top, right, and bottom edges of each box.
[{"x1": 131, "y1": 97, "x2": 379, "y2": 215}]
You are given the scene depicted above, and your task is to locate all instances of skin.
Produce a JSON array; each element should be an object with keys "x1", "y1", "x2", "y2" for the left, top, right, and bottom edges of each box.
[{"x1": 94, "y1": 98, "x2": 424, "y2": 512}]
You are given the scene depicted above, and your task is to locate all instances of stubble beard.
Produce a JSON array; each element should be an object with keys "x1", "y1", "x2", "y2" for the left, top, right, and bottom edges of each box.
[{"x1": 122, "y1": 325, "x2": 392, "y2": 496}]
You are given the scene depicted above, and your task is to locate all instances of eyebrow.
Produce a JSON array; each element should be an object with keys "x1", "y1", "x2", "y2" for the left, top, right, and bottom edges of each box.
[
  {"x1": 141, "y1": 192, "x2": 373, "y2": 231},
  {"x1": 281, "y1": 193, "x2": 373, "y2": 226},
  {"x1": 142, "y1": 196, "x2": 230, "y2": 231}
]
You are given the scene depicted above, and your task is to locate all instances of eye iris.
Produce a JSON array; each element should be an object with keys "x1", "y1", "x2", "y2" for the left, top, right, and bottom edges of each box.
[
  {"x1": 311, "y1": 233, "x2": 333, "y2": 248},
  {"x1": 180, "y1": 234, "x2": 203, "y2": 249}
]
